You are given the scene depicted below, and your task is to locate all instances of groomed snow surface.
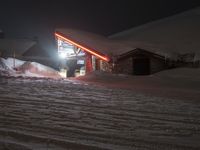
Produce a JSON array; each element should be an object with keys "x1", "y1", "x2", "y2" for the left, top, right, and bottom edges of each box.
[{"x1": 1, "y1": 58, "x2": 200, "y2": 150}]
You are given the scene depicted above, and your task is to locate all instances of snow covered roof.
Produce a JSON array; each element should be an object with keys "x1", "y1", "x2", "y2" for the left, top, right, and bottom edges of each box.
[
  {"x1": 110, "y1": 7, "x2": 200, "y2": 58},
  {"x1": 0, "y1": 39, "x2": 36, "y2": 57},
  {"x1": 23, "y1": 44, "x2": 49, "y2": 57},
  {"x1": 55, "y1": 28, "x2": 134, "y2": 59}
]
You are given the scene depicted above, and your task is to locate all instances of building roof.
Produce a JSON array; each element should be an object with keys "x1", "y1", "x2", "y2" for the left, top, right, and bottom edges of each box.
[
  {"x1": 23, "y1": 44, "x2": 50, "y2": 57},
  {"x1": 55, "y1": 28, "x2": 134, "y2": 59},
  {"x1": 0, "y1": 39, "x2": 36, "y2": 57}
]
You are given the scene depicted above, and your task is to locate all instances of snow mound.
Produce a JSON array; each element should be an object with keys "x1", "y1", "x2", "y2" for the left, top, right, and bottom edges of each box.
[
  {"x1": 154, "y1": 67, "x2": 200, "y2": 80},
  {"x1": 75, "y1": 68, "x2": 200, "y2": 93},
  {"x1": 76, "y1": 71, "x2": 134, "y2": 83},
  {"x1": 0, "y1": 57, "x2": 61, "y2": 79}
]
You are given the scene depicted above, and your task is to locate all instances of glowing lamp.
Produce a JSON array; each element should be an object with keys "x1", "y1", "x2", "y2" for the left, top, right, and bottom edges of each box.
[{"x1": 58, "y1": 52, "x2": 67, "y2": 59}]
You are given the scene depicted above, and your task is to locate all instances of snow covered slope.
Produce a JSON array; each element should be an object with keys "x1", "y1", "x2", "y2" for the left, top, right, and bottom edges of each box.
[
  {"x1": 110, "y1": 7, "x2": 200, "y2": 59},
  {"x1": 76, "y1": 68, "x2": 200, "y2": 100}
]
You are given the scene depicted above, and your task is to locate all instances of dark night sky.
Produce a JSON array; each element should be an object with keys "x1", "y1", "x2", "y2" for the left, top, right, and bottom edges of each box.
[{"x1": 0, "y1": 0, "x2": 200, "y2": 52}]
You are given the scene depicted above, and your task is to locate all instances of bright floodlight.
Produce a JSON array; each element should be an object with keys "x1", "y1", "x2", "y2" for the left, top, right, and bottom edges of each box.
[{"x1": 58, "y1": 52, "x2": 66, "y2": 59}]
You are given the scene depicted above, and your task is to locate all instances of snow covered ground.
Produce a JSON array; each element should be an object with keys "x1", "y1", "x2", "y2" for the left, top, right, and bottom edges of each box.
[
  {"x1": 0, "y1": 68, "x2": 200, "y2": 150},
  {"x1": 76, "y1": 69, "x2": 200, "y2": 101}
]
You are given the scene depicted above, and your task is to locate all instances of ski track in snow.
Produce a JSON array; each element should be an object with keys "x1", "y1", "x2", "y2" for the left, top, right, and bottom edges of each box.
[{"x1": 0, "y1": 77, "x2": 200, "y2": 150}]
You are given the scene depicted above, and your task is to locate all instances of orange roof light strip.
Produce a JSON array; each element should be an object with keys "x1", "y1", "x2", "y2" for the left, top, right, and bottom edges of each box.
[{"x1": 55, "y1": 32, "x2": 110, "y2": 62}]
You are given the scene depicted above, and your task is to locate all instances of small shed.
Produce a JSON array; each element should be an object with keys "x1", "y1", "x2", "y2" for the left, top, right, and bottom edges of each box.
[{"x1": 115, "y1": 48, "x2": 166, "y2": 75}]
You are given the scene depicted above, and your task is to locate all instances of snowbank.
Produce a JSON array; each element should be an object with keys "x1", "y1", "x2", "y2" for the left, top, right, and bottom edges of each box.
[
  {"x1": 0, "y1": 57, "x2": 61, "y2": 79},
  {"x1": 154, "y1": 67, "x2": 200, "y2": 81},
  {"x1": 75, "y1": 69, "x2": 200, "y2": 95},
  {"x1": 77, "y1": 68, "x2": 200, "y2": 83},
  {"x1": 76, "y1": 71, "x2": 132, "y2": 83}
]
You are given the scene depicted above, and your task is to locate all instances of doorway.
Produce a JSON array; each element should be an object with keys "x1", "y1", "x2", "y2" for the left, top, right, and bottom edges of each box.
[{"x1": 133, "y1": 57, "x2": 150, "y2": 75}]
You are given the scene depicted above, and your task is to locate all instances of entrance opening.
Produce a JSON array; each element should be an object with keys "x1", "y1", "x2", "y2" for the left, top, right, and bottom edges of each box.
[{"x1": 133, "y1": 58, "x2": 150, "y2": 75}]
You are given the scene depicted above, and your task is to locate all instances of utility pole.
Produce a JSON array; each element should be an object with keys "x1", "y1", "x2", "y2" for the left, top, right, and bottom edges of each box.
[{"x1": 13, "y1": 50, "x2": 15, "y2": 69}]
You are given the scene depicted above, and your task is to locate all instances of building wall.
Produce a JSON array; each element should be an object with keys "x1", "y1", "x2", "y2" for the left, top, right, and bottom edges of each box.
[
  {"x1": 100, "y1": 60, "x2": 112, "y2": 72},
  {"x1": 85, "y1": 53, "x2": 93, "y2": 73},
  {"x1": 115, "y1": 54, "x2": 166, "y2": 75},
  {"x1": 150, "y1": 57, "x2": 166, "y2": 74},
  {"x1": 114, "y1": 57, "x2": 133, "y2": 74},
  {"x1": 89, "y1": 56, "x2": 112, "y2": 73},
  {"x1": 0, "y1": 31, "x2": 4, "y2": 39}
]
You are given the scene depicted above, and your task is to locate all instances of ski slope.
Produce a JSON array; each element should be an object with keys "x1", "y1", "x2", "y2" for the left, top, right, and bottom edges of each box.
[{"x1": 0, "y1": 76, "x2": 200, "y2": 150}]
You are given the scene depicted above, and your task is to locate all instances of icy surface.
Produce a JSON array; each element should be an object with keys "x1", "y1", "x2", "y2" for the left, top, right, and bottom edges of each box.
[{"x1": 0, "y1": 76, "x2": 200, "y2": 150}]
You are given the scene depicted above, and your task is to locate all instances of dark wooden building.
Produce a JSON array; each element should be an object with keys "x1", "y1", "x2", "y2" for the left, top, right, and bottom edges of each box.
[{"x1": 114, "y1": 48, "x2": 166, "y2": 75}]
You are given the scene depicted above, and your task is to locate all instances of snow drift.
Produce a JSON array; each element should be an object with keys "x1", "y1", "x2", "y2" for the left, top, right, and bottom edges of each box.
[
  {"x1": 0, "y1": 57, "x2": 61, "y2": 78},
  {"x1": 75, "y1": 68, "x2": 200, "y2": 97},
  {"x1": 155, "y1": 67, "x2": 200, "y2": 80},
  {"x1": 76, "y1": 68, "x2": 200, "y2": 83}
]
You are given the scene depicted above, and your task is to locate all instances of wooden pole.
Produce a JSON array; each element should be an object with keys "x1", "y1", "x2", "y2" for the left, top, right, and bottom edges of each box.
[
  {"x1": 13, "y1": 50, "x2": 15, "y2": 69},
  {"x1": 85, "y1": 53, "x2": 92, "y2": 73}
]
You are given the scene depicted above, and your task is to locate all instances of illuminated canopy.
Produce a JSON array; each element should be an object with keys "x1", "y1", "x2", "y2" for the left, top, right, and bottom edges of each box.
[{"x1": 55, "y1": 32, "x2": 110, "y2": 62}]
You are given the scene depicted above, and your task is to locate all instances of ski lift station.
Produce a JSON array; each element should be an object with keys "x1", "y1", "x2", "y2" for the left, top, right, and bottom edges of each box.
[{"x1": 55, "y1": 7, "x2": 200, "y2": 78}]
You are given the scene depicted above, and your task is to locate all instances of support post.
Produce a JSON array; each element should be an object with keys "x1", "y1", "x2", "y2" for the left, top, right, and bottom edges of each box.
[
  {"x1": 85, "y1": 53, "x2": 92, "y2": 73},
  {"x1": 13, "y1": 50, "x2": 15, "y2": 69}
]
